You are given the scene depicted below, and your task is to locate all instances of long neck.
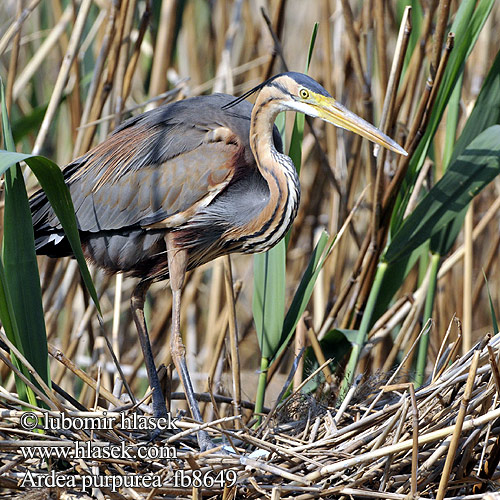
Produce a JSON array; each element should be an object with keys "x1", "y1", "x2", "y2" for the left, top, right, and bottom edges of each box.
[{"x1": 244, "y1": 88, "x2": 301, "y2": 252}]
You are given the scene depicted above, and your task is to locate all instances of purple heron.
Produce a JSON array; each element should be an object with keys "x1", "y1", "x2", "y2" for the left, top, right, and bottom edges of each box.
[{"x1": 30, "y1": 72, "x2": 406, "y2": 449}]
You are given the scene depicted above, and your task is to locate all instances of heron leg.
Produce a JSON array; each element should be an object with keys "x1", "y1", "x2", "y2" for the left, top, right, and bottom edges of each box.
[
  {"x1": 166, "y1": 234, "x2": 214, "y2": 451},
  {"x1": 131, "y1": 280, "x2": 168, "y2": 419}
]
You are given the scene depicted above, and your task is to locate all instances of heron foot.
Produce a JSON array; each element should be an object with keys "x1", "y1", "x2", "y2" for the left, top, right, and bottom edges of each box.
[
  {"x1": 197, "y1": 429, "x2": 217, "y2": 452},
  {"x1": 145, "y1": 426, "x2": 163, "y2": 443}
]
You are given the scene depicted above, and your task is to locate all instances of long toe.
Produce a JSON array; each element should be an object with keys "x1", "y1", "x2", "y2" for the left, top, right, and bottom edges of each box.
[
  {"x1": 147, "y1": 426, "x2": 164, "y2": 443},
  {"x1": 198, "y1": 430, "x2": 225, "y2": 453}
]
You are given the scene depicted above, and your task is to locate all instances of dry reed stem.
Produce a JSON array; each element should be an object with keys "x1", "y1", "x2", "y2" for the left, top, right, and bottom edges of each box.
[
  {"x1": 396, "y1": 0, "x2": 439, "y2": 116},
  {"x1": 487, "y1": 344, "x2": 500, "y2": 398},
  {"x1": 32, "y1": 0, "x2": 92, "y2": 155},
  {"x1": 315, "y1": 185, "x2": 370, "y2": 338},
  {"x1": 73, "y1": 2, "x2": 117, "y2": 155},
  {"x1": 367, "y1": 320, "x2": 429, "y2": 415},
  {"x1": 382, "y1": 31, "x2": 454, "y2": 227},
  {"x1": 103, "y1": 335, "x2": 135, "y2": 407},
  {"x1": 463, "y1": 202, "x2": 474, "y2": 353},
  {"x1": 223, "y1": 256, "x2": 242, "y2": 424},
  {"x1": 122, "y1": 0, "x2": 151, "y2": 101},
  {"x1": 0, "y1": 0, "x2": 41, "y2": 57},
  {"x1": 48, "y1": 342, "x2": 122, "y2": 407},
  {"x1": 304, "y1": 321, "x2": 332, "y2": 385},
  {"x1": 409, "y1": 383, "x2": 418, "y2": 496},
  {"x1": 262, "y1": 0, "x2": 287, "y2": 79},
  {"x1": 294, "y1": 315, "x2": 307, "y2": 390},
  {"x1": 339, "y1": 0, "x2": 368, "y2": 94},
  {"x1": 0, "y1": 329, "x2": 63, "y2": 411},
  {"x1": 403, "y1": 157, "x2": 433, "y2": 217},
  {"x1": 374, "y1": 0, "x2": 388, "y2": 98},
  {"x1": 5, "y1": 0, "x2": 23, "y2": 115},
  {"x1": 472, "y1": 231, "x2": 500, "y2": 309},
  {"x1": 432, "y1": 314, "x2": 458, "y2": 382},
  {"x1": 369, "y1": 188, "x2": 500, "y2": 347},
  {"x1": 149, "y1": 0, "x2": 178, "y2": 98},
  {"x1": 203, "y1": 280, "x2": 243, "y2": 396},
  {"x1": 79, "y1": 0, "x2": 124, "y2": 151},
  {"x1": 436, "y1": 348, "x2": 481, "y2": 500},
  {"x1": 380, "y1": 281, "x2": 429, "y2": 372},
  {"x1": 113, "y1": 0, "x2": 135, "y2": 121},
  {"x1": 111, "y1": 273, "x2": 123, "y2": 372},
  {"x1": 306, "y1": 401, "x2": 500, "y2": 483},
  {"x1": 439, "y1": 195, "x2": 500, "y2": 278},
  {"x1": 371, "y1": 6, "x2": 411, "y2": 240},
  {"x1": 431, "y1": 0, "x2": 452, "y2": 79}
]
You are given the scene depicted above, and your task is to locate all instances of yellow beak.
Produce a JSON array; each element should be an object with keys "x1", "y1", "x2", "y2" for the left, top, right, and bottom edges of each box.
[{"x1": 315, "y1": 96, "x2": 407, "y2": 156}]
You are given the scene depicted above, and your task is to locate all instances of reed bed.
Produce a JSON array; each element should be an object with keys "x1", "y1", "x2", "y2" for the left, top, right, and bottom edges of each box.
[
  {"x1": 1, "y1": 330, "x2": 500, "y2": 498},
  {"x1": 1, "y1": 0, "x2": 500, "y2": 497}
]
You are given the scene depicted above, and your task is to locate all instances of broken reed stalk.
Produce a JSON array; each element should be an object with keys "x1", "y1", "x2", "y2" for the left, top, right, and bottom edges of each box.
[
  {"x1": 430, "y1": 0, "x2": 452, "y2": 78},
  {"x1": 339, "y1": 31, "x2": 456, "y2": 360},
  {"x1": 48, "y1": 342, "x2": 122, "y2": 407},
  {"x1": 383, "y1": 32, "x2": 455, "y2": 211},
  {"x1": 487, "y1": 343, "x2": 500, "y2": 396},
  {"x1": 431, "y1": 315, "x2": 458, "y2": 383},
  {"x1": 306, "y1": 398, "x2": 500, "y2": 483}
]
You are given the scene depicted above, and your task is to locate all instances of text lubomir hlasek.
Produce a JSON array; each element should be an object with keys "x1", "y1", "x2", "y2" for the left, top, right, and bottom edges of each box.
[{"x1": 21, "y1": 411, "x2": 179, "y2": 431}]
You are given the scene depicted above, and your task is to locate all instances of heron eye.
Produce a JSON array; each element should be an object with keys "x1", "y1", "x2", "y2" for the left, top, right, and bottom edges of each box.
[{"x1": 299, "y1": 88, "x2": 310, "y2": 99}]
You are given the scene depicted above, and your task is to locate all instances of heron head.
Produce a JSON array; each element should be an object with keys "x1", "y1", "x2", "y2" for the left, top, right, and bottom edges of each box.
[{"x1": 270, "y1": 72, "x2": 407, "y2": 156}]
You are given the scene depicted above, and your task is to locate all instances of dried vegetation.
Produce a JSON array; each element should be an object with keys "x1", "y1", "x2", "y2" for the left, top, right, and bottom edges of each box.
[{"x1": 1, "y1": 0, "x2": 500, "y2": 498}]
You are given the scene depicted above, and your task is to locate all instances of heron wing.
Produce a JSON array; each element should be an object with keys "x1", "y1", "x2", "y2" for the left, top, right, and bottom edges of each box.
[
  {"x1": 32, "y1": 94, "x2": 256, "y2": 234},
  {"x1": 67, "y1": 126, "x2": 243, "y2": 232}
]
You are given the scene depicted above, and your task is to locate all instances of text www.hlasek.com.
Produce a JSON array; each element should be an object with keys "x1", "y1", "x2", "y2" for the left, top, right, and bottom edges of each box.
[{"x1": 21, "y1": 440, "x2": 176, "y2": 461}]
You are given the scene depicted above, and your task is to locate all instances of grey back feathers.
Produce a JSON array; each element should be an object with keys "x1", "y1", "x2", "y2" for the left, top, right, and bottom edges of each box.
[{"x1": 30, "y1": 92, "x2": 284, "y2": 278}]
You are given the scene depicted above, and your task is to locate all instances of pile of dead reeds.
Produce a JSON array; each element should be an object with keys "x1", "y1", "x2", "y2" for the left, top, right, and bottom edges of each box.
[
  {"x1": 1, "y1": 328, "x2": 499, "y2": 499},
  {"x1": 1, "y1": 2, "x2": 499, "y2": 412}
]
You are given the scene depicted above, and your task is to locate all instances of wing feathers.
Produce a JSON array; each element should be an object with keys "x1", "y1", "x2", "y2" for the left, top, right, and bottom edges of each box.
[{"x1": 31, "y1": 94, "x2": 258, "y2": 241}]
